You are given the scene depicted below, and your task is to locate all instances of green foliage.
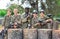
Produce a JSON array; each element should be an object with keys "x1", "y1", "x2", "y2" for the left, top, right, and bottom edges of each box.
[
  {"x1": 55, "y1": 0, "x2": 60, "y2": 17},
  {"x1": 47, "y1": 0, "x2": 60, "y2": 17},
  {"x1": 8, "y1": 4, "x2": 18, "y2": 15},
  {"x1": 8, "y1": 4, "x2": 24, "y2": 15},
  {"x1": 18, "y1": 5, "x2": 24, "y2": 14},
  {"x1": 56, "y1": 13, "x2": 60, "y2": 17},
  {"x1": 0, "y1": 9, "x2": 7, "y2": 17},
  {"x1": 56, "y1": 0, "x2": 60, "y2": 6}
]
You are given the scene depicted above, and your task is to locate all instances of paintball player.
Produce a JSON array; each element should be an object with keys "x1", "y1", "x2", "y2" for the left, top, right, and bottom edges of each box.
[
  {"x1": 31, "y1": 10, "x2": 39, "y2": 28},
  {"x1": 2, "y1": 9, "x2": 12, "y2": 39},
  {"x1": 36, "y1": 9, "x2": 47, "y2": 29},
  {"x1": 47, "y1": 14, "x2": 53, "y2": 29},
  {"x1": 38, "y1": 10, "x2": 52, "y2": 29},
  {"x1": 31, "y1": 9, "x2": 47, "y2": 29},
  {"x1": 11, "y1": 8, "x2": 22, "y2": 28},
  {"x1": 21, "y1": 7, "x2": 32, "y2": 29}
]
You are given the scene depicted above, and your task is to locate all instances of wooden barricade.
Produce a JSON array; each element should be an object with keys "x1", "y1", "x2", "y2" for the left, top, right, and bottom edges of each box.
[
  {"x1": 8, "y1": 29, "x2": 23, "y2": 39},
  {"x1": 52, "y1": 30, "x2": 60, "y2": 39},
  {"x1": 23, "y1": 28, "x2": 37, "y2": 39},
  {"x1": 38, "y1": 29, "x2": 52, "y2": 39}
]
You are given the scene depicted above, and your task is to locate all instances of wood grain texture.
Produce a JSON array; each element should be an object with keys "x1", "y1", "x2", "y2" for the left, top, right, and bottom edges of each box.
[{"x1": 8, "y1": 29, "x2": 23, "y2": 39}]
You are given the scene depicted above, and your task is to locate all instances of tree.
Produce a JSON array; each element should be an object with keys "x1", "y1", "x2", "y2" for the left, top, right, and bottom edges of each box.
[
  {"x1": 46, "y1": 0, "x2": 60, "y2": 17},
  {"x1": 8, "y1": 4, "x2": 24, "y2": 15},
  {"x1": 0, "y1": 9, "x2": 7, "y2": 17}
]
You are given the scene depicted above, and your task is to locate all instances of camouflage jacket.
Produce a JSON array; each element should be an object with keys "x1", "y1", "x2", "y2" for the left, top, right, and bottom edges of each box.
[
  {"x1": 11, "y1": 14, "x2": 22, "y2": 28},
  {"x1": 21, "y1": 12, "x2": 32, "y2": 28},
  {"x1": 2, "y1": 15, "x2": 12, "y2": 28}
]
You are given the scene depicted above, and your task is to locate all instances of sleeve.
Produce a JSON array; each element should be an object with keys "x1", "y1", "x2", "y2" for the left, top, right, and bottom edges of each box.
[
  {"x1": 45, "y1": 15, "x2": 49, "y2": 20},
  {"x1": 10, "y1": 16, "x2": 14, "y2": 25},
  {"x1": 32, "y1": 18, "x2": 39, "y2": 27},
  {"x1": 31, "y1": 18, "x2": 34, "y2": 27},
  {"x1": 2, "y1": 16, "x2": 6, "y2": 26},
  {"x1": 21, "y1": 13, "x2": 27, "y2": 23},
  {"x1": 17, "y1": 15, "x2": 22, "y2": 24}
]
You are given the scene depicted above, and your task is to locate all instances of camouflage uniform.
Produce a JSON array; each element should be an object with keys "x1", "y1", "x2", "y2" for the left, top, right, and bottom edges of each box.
[
  {"x1": 11, "y1": 14, "x2": 22, "y2": 28},
  {"x1": 2, "y1": 15, "x2": 12, "y2": 39},
  {"x1": 2, "y1": 15, "x2": 12, "y2": 29},
  {"x1": 46, "y1": 14, "x2": 53, "y2": 29},
  {"x1": 21, "y1": 12, "x2": 32, "y2": 28},
  {"x1": 32, "y1": 17, "x2": 39, "y2": 28},
  {"x1": 38, "y1": 15, "x2": 48, "y2": 29}
]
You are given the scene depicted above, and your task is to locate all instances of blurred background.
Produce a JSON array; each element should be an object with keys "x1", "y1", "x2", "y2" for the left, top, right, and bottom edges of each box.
[
  {"x1": 0, "y1": 0, "x2": 60, "y2": 39},
  {"x1": 0, "y1": 0, "x2": 60, "y2": 27}
]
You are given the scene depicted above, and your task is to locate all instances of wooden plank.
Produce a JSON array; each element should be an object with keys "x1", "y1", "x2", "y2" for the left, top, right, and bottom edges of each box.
[
  {"x1": 8, "y1": 29, "x2": 23, "y2": 39},
  {"x1": 23, "y1": 28, "x2": 37, "y2": 39},
  {"x1": 38, "y1": 29, "x2": 52, "y2": 39},
  {"x1": 52, "y1": 30, "x2": 60, "y2": 39}
]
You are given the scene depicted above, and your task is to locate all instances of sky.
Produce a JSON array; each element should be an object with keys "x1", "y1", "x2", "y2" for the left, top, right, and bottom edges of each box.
[{"x1": 0, "y1": 0, "x2": 22, "y2": 9}]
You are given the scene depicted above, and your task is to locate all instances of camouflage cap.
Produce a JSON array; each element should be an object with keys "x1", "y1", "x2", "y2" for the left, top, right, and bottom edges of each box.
[{"x1": 40, "y1": 9, "x2": 44, "y2": 13}]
